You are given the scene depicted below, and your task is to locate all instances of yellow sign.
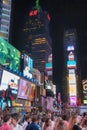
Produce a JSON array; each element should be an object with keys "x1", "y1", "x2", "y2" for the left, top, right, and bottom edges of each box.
[{"x1": 83, "y1": 84, "x2": 87, "y2": 91}]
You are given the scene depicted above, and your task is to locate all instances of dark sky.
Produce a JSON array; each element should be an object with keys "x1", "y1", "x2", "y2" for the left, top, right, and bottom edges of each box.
[{"x1": 10, "y1": 0, "x2": 87, "y2": 86}]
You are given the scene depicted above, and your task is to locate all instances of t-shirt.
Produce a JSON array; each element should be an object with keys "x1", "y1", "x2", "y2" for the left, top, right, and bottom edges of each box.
[
  {"x1": 0, "y1": 123, "x2": 12, "y2": 130},
  {"x1": 11, "y1": 124, "x2": 23, "y2": 130}
]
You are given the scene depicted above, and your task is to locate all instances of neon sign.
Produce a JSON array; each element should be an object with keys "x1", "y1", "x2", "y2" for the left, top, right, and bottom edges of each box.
[
  {"x1": 29, "y1": 10, "x2": 38, "y2": 16},
  {"x1": 47, "y1": 14, "x2": 51, "y2": 21}
]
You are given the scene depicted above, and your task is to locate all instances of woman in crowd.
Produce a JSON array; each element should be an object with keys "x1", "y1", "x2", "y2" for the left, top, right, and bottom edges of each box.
[
  {"x1": 42, "y1": 118, "x2": 51, "y2": 130},
  {"x1": 0, "y1": 114, "x2": 12, "y2": 130},
  {"x1": 53, "y1": 117, "x2": 65, "y2": 130},
  {"x1": 11, "y1": 113, "x2": 23, "y2": 130},
  {"x1": 81, "y1": 117, "x2": 87, "y2": 130},
  {"x1": 68, "y1": 114, "x2": 82, "y2": 130}
]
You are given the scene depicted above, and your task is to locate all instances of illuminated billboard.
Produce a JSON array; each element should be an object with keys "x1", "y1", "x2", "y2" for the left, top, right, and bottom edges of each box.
[
  {"x1": 82, "y1": 80, "x2": 87, "y2": 104},
  {"x1": 46, "y1": 62, "x2": 52, "y2": 71},
  {"x1": 23, "y1": 54, "x2": 33, "y2": 78},
  {"x1": 0, "y1": 70, "x2": 20, "y2": 98},
  {"x1": 69, "y1": 74, "x2": 76, "y2": 84},
  {"x1": 69, "y1": 84, "x2": 76, "y2": 96},
  {"x1": 83, "y1": 100, "x2": 87, "y2": 104},
  {"x1": 67, "y1": 45, "x2": 74, "y2": 51},
  {"x1": 0, "y1": 37, "x2": 21, "y2": 71},
  {"x1": 70, "y1": 96, "x2": 77, "y2": 106},
  {"x1": 68, "y1": 52, "x2": 74, "y2": 60},
  {"x1": 67, "y1": 60, "x2": 76, "y2": 69},
  {"x1": 69, "y1": 69, "x2": 75, "y2": 74}
]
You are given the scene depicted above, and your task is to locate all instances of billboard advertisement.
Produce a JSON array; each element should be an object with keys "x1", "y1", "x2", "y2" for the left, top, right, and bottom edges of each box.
[
  {"x1": 82, "y1": 80, "x2": 87, "y2": 104},
  {"x1": 69, "y1": 74, "x2": 76, "y2": 84},
  {"x1": 69, "y1": 69, "x2": 75, "y2": 74},
  {"x1": 70, "y1": 96, "x2": 77, "y2": 106},
  {"x1": 17, "y1": 78, "x2": 35, "y2": 101},
  {"x1": 0, "y1": 37, "x2": 21, "y2": 71},
  {"x1": 23, "y1": 54, "x2": 33, "y2": 78},
  {"x1": 0, "y1": 70, "x2": 20, "y2": 97},
  {"x1": 67, "y1": 60, "x2": 76, "y2": 69},
  {"x1": 46, "y1": 62, "x2": 52, "y2": 71},
  {"x1": 69, "y1": 84, "x2": 76, "y2": 96},
  {"x1": 68, "y1": 52, "x2": 74, "y2": 60},
  {"x1": 67, "y1": 45, "x2": 74, "y2": 51},
  {"x1": 17, "y1": 78, "x2": 31, "y2": 100}
]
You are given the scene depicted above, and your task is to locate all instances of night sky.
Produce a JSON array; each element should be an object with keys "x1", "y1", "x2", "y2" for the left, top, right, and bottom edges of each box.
[{"x1": 10, "y1": 0, "x2": 87, "y2": 86}]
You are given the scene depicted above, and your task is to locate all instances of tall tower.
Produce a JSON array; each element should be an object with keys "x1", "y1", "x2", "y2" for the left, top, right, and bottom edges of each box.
[
  {"x1": 0, "y1": 0, "x2": 12, "y2": 41},
  {"x1": 64, "y1": 29, "x2": 78, "y2": 106},
  {"x1": 22, "y1": 0, "x2": 52, "y2": 72}
]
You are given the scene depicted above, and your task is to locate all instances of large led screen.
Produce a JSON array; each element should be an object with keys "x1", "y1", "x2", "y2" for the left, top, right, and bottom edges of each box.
[
  {"x1": 29, "y1": 83, "x2": 35, "y2": 101},
  {"x1": 69, "y1": 84, "x2": 76, "y2": 96},
  {"x1": 69, "y1": 74, "x2": 76, "y2": 84},
  {"x1": 0, "y1": 37, "x2": 21, "y2": 71},
  {"x1": 67, "y1": 60, "x2": 76, "y2": 69},
  {"x1": 23, "y1": 54, "x2": 33, "y2": 77},
  {"x1": 70, "y1": 96, "x2": 77, "y2": 106},
  {"x1": 0, "y1": 70, "x2": 20, "y2": 96},
  {"x1": 17, "y1": 78, "x2": 31, "y2": 100},
  {"x1": 0, "y1": 68, "x2": 3, "y2": 85}
]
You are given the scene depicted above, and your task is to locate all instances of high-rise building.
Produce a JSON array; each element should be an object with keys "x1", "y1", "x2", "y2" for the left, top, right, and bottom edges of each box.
[
  {"x1": 0, "y1": 0, "x2": 11, "y2": 41},
  {"x1": 22, "y1": 2, "x2": 52, "y2": 72},
  {"x1": 63, "y1": 29, "x2": 79, "y2": 106}
]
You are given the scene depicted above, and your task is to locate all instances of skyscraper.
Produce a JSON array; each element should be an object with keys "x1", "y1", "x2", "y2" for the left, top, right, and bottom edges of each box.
[
  {"x1": 0, "y1": 0, "x2": 11, "y2": 41},
  {"x1": 22, "y1": 1, "x2": 52, "y2": 72},
  {"x1": 63, "y1": 29, "x2": 78, "y2": 106}
]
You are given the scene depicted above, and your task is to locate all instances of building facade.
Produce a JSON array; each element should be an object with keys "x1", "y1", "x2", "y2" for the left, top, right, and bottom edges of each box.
[
  {"x1": 63, "y1": 29, "x2": 78, "y2": 106},
  {"x1": 0, "y1": 0, "x2": 11, "y2": 41},
  {"x1": 22, "y1": 7, "x2": 52, "y2": 72}
]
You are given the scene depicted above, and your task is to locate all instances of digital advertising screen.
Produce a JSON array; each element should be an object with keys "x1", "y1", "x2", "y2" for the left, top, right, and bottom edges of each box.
[
  {"x1": 70, "y1": 96, "x2": 77, "y2": 106},
  {"x1": 23, "y1": 54, "x2": 33, "y2": 78},
  {"x1": 17, "y1": 78, "x2": 32, "y2": 100},
  {"x1": 0, "y1": 70, "x2": 20, "y2": 97},
  {"x1": 67, "y1": 45, "x2": 74, "y2": 51},
  {"x1": 0, "y1": 37, "x2": 21, "y2": 71},
  {"x1": 29, "y1": 83, "x2": 35, "y2": 101},
  {"x1": 69, "y1": 74, "x2": 76, "y2": 84},
  {"x1": 67, "y1": 60, "x2": 76, "y2": 69},
  {"x1": 0, "y1": 68, "x2": 3, "y2": 86},
  {"x1": 82, "y1": 80, "x2": 87, "y2": 104},
  {"x1": 69, "y1": 84, "x2": 76, "y2": 96},
  {"x1": 29, "y1": 57, "x2": 33, "y2": 73}
]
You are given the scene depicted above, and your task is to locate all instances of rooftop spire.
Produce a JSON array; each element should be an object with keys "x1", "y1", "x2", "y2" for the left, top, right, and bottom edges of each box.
[{"x1": 36, "y1": 0, "x2": 40, "y2": 12}]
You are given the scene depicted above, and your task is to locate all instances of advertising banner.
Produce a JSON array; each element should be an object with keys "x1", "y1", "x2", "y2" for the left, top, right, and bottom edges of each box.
[{"x1": 82, "y1": 80, "x2": 87, "y2": 104}]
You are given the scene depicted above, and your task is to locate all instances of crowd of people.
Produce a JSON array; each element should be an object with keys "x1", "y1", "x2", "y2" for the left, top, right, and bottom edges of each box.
[{"x1": 0, "y1": 107, "x2": 87, "y2": 130}]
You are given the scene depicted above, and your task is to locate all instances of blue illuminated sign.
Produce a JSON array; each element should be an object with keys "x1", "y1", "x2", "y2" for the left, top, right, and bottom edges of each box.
[
  {"x1": 67, "y1": 60, "x2": 76, "y2": 68},
  {"x1": 67, "y1": 45, "x2": 74, "y2": 51}
]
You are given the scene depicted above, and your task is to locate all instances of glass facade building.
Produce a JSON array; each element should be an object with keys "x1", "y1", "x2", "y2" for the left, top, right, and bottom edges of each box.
[
  {"x1": 23, "y1": 8, "x2": 52, "y2": 72},
  {"x1": 0, "y1": 0, "x2": 11, "y2": 41}
]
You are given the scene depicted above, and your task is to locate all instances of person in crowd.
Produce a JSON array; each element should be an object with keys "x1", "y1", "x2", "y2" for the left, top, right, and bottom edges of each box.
[
  {"x1": 46, "y1": 112, "x2": 55, "y2": 130},
  {"x1": 0, "y1": 108, "x2": 3, "y2": 127},
  {"x1": 22, "y1": 114, "x2": 31, "y2": 130},
  {"x1": 11, "y1": 113, "x2": 23, "y2": 130},
  {"x1": 76, "y1": 115, "x2": 82, "y2": 129},
  {"x1": 0, "y1": 114, "x2": 12, "y2": 130},
  {"x1": 62, "y1": 114, "x2": 69, "y2": 130},
  {"x1": 81, "y1": 117, "x2": 87, "y2": 130},
  {"x1": 42, "y1": 118, "x2": 51, "y2": 130},
  {"x1": 53, "y1": 117, "x2": 65, "y2": 130},
  {"x1": 26, "y1": 115, "x2": 39, "y2": 130},
  {"x1": 68, "y1": 114, "x2": 82, "y2": 130},
  {"x1": 36, "y1": 116, "x2": 42, "y2": 130}
]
